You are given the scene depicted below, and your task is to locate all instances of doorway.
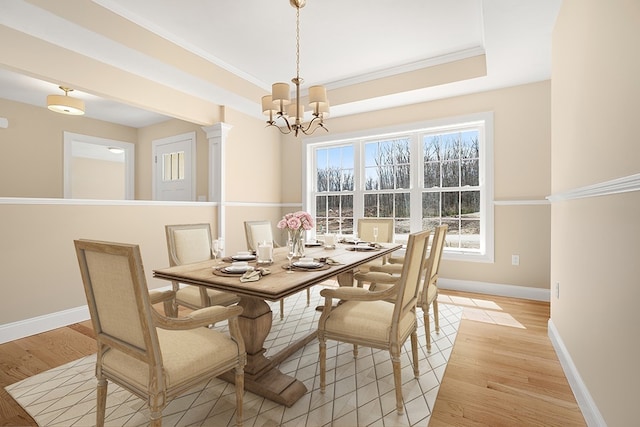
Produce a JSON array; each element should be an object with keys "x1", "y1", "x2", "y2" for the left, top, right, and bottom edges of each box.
[{"x1": 152, "y1": 132, "x2": 196, "y2": 201}]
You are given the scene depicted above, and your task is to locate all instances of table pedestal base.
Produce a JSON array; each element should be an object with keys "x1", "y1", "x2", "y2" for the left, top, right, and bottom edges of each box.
[{"x1": 218, "y1": 295, "x2": 316, "y2": 407}]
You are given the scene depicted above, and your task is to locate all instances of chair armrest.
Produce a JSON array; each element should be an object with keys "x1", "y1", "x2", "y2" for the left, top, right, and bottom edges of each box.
[
  {"x1": 320, "y1": 285, "x2": 396, "y2": 302},
  {"x1": 388, "y1": 255, "x2": 405, "y2": 264},
  {"x1": 153, "y1": 305, "x2": 244, "y2": 330},
  {"x1": 149, "y1": 289, "x2": 176, "y2": 304},
  {"x1": 369, "y1": 264, "x2": 403, "y2": 275}
]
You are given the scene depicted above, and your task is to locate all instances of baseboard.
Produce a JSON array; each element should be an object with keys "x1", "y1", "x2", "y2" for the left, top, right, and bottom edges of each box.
[
  {"x1": 0, "y1": 285, "x2": 175, "y2": 344},
  {"x1": 438, "y1": 278, "x2": 551, "y2": 301},
  {"x1": 548, "y1": 319, "x2": 606, "y2": 427},
  {"x1": 0, "y1": 305, "x2": 90, "y2": 345}
]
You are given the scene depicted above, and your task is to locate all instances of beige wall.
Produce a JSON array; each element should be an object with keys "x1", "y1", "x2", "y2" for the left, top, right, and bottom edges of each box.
[
  {"x1": 0, "y1": 98, "x2": 137, "y2": 198},
  {"x1": 0, "y1": 98, "x2": 219, "y2": 202},
  {"x1": 0, "y1": 81, "x2": 552, "y2": 334},
  {"x1": 0, "y1": 200, "x2": 217, "y2": 325},
  {"x1": 301, "y1": 82, "x2": 552, "y2": 289},
  {"x1": 136, "y1": 118, "x2": 215, "y2": 201},
  {"x1": 71, "y1": 157, "x2": 125, "y2": 199},
  {"x1": 551, "y1": 1, "x2": 640, "y2": 425}
]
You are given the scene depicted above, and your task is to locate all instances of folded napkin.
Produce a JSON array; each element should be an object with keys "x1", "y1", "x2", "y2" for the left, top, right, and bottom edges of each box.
[
  {"x1": 240, "y1": 268, "x2": 271, "y2": 283},
  {"x1": 240, "y1": 270, "x2": 260, "y2": 282},
  {"x1": 324, "y1": 258, "x2": 343, "y2": 265}
]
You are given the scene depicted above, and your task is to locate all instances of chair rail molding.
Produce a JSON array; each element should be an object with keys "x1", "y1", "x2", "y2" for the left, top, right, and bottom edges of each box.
[{"x1": 547, "y1": 173, "x2": 640, "y2": 202}]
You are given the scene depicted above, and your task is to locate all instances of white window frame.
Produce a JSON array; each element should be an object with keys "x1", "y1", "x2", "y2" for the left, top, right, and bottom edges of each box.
[{"x1": 303, "y1": 112, "x2": 494, "y2": 263}]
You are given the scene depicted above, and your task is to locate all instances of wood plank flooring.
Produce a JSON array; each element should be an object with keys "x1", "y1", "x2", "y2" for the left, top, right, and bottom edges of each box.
[
  {"x1": 0, "y1": 291, "x2": 586, "y2": 426},
  {"x1": 430, "y1": 291, "x2": 586, "y2": 426}
]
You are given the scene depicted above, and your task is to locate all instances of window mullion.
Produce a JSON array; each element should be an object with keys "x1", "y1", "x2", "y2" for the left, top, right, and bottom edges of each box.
[
  {"x1": 409, "y1": 133, "x2": 422, "y2": 234},
  {"x1": 353, "y1": 139, "x2": 364, "y2": 221}
]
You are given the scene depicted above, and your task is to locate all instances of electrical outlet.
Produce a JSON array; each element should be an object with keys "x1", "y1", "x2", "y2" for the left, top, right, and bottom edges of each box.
[
  {"x1": 511, "y1": 254, "x2": 520, "y2": 266},
  {"x1": 555, "y1": 282, "x2": 560, "y2": 299}
]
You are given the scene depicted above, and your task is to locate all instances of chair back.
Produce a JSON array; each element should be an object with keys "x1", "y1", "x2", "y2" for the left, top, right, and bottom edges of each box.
[
  {"x1": 244, "y1": 220, "x2": 276, "y2": 251},
  {"x1": 391, "y1": 230, "x2": 431, "y2": 322},
  {"x1": 357, "y1": 218, "x2": 394, "y2": 243},
  {"x1": 74, "y1": 240, "x2": 161, "y2": 369},
  {"x1": 423, "y1": 224, "x2": 448, "y2": 289},
  {"x1": 165, "y1": 223, "x2": 213, "y2": 266}
]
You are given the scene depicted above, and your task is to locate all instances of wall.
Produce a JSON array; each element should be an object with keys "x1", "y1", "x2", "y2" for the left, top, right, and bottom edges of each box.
[
  {"x1": 136, "y1": 118, "x2": 216, "y2": 201},
  {"x1": 220, "y1": 108, "x2": 285, "y2": 254},
  {"x1": 0, "y1": 98, "x2": 137, "y2": 198},
  {"x1": 550, "y1": 0, "x2": 640, "y2": 425},
  {"x1": 0, "y1": 199, "x2": 217, "y2": 334},
  {"x1": 71, "y1": 157, "x2": 124, "y2": 199},
  {"x1": 294, "y1": 82, "x2": 552, "y2": 292}
]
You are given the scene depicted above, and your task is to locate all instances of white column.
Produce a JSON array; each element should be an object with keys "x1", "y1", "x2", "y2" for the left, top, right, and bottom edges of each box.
[{"x1": 202, "y1": 123, "x2": 233, "y2": 250}]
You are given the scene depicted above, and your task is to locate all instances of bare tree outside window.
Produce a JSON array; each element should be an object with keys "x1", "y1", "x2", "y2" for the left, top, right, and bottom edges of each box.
[
  {"x1": 315, "y1": 146, "x2": 354, "y2": 234},
  {"x1": 310, "y1": 116, "x2": 488, "y2": 256},
  {"x1": 363, "y1": 138, "x2": 411, "y2": 233},
  {"x1": 423, "y1": 130, "x2": 480, "y2": 249}
]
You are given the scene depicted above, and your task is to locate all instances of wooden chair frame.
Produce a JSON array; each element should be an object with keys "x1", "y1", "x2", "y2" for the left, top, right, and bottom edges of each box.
[
  {"x1": 74, "y1": 239, "x2": 246, "y2": 426},
  {"x1": 317, "y1": 230, "x2": 431, "y2": 415}
]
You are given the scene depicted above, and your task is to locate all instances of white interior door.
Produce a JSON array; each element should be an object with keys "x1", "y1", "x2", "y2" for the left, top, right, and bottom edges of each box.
[{"x1": 152, "y1": 132, "x2": 196, "y2": 201}]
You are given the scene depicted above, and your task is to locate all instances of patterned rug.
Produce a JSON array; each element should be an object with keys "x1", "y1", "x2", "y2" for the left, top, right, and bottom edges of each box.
[{"x1": 6, "y1": 287, "x2": 462, "y2": 427}]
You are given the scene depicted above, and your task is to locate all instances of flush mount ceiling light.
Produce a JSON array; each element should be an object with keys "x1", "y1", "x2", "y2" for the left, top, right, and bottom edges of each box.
[
  {"x1": 262, "y1": 0, "x2": 329, "y2": 137},
  {"x1": 107, "y1": 146, "x2": 125, "y2": 154},
  {"x1": 47, "y1": 86, "x2": 85, "y2": 115}
]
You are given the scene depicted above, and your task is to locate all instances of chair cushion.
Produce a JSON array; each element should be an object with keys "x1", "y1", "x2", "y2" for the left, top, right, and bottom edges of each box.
[
  {"x1": 102, "y1": 327, "x2": 240, "y2": 390},
  {"x1": 323, "y1": 300, "x2": 416, "y2": 347},
  {"x1": 176, "y1": 285, "x2": 239, "y2": 307}
]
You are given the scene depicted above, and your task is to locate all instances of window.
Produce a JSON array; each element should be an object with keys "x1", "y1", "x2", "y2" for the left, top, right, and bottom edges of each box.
[
  {"x1": 422, "y1": 130, "x2": 480, "y2": 250},
  {"x1": 363, "y1": 137, "x2": 411, "y2": 234},
  {"x1": 305, "y1": 112, "x2": 494, "y2": 262},
  {"x1": 162, "y1": 151, "x2": 185, "y2": 181},
  {"x1": 314, "y1": 145, "x2": 354, "y2": 234}
]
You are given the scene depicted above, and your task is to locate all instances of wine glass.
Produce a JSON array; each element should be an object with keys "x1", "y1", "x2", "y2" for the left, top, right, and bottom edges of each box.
[
  {"x1": 217, "y1": 238, "x2": 225, "y2": 258},
  {"x1": 373, "y1": 227, "x2": 379, "y2": 243},
  {"x1": 353, "y1": 231, "x2": 360, "y2": 245},
  {"x1": 211, "y1": 239, "x2": 220, "y2": 264},
  {"x1": 286, "y1": 239, "x2": 295, "y2": 273}
]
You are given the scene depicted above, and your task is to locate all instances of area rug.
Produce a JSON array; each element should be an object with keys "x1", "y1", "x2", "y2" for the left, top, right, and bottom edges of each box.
[{"x1": 6, "y1": 287, "x2": 462, "y2": 427}]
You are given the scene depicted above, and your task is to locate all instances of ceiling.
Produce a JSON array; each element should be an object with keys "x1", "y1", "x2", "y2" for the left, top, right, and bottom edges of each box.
[{"x1": 0, "y1": 0, "x2": 561, "y2": 128}]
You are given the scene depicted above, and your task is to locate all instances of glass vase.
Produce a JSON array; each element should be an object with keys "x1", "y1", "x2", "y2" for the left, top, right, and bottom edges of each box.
[{"x1": 289, "y1": 229, "x2": 305, "y2": 258}]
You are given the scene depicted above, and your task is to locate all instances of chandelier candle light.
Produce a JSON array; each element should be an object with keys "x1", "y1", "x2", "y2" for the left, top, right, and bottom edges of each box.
[{"x1": 262, "y1": 0, "x2": 329, "y2": 137}]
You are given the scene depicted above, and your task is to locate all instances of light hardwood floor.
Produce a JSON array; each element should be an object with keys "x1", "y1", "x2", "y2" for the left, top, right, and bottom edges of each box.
[{"x1": 0, "y1": 290, "x2": 586, "y2": 426}]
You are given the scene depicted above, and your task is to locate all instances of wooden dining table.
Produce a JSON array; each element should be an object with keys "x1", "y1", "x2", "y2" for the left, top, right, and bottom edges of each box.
[{"x1": 153, "y1": 242, "x2": 402, "y2": 407}]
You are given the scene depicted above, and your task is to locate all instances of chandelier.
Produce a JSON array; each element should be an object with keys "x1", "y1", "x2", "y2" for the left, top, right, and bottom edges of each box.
[{"x1": 261, "y1": 0, "x2": 329, "y2": 137}]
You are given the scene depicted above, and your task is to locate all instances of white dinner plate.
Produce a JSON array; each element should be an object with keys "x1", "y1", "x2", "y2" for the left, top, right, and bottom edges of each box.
[
  {"x1": 292, "y1": 261, "x2": 323, "y2": 269},
  {"x1": 231, "y1": 254, "x2": 256, "y2": 261},
  {"x1": 222, "y1": 265, "x2": 254, "y2": 273},
  {"x1": 349, "y1": 245, "x2": 376, "y2": 251}
]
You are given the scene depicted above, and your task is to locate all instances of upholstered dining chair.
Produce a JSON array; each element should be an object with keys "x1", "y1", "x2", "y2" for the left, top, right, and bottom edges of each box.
[
  {"x1": 353, "y1": 218, "x2": 395, "y2": 276},
  {"x1": 354, "y1": 224, "x2": 448, "y2": 352},
  {"x1": 244, "y1": 220, "x2": 309, "y2": 319},
  {"x1": 74, "y1": 239, "x2": 246, "y2": 427},
  {"x1": 317, "y1": 229, "x2": 431, "y2": 415},
  {"x1": 166, "y1": 223, "x2": 240, "y2": 316}
]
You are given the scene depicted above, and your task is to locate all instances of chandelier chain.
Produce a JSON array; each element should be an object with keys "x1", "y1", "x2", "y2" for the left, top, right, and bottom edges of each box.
[{"x1": 295, "y1": 6, "x2": 300, "y2": 80}]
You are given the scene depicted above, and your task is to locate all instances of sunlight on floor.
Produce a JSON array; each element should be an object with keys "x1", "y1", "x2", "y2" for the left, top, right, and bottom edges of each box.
[{"x1": 438, "y1": 294, "x2": 525, "y2": 329}]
